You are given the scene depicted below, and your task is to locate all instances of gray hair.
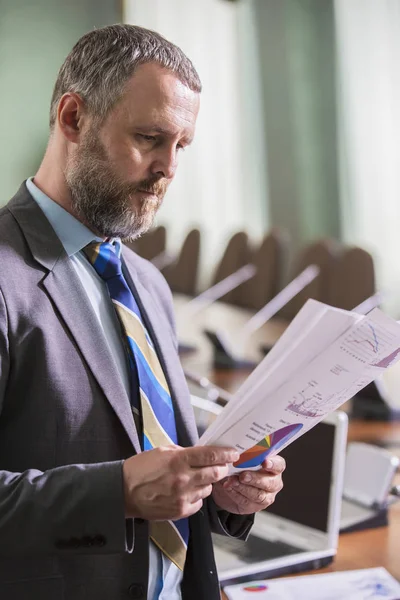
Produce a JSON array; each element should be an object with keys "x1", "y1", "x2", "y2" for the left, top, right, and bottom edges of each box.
[{"x1": 49, "y1": 24, "x2": 202, "y2": 129}]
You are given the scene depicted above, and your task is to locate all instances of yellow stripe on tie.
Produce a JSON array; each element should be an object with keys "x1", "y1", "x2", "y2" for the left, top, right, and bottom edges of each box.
[
  {"x1": 141, "y1": 390, "x2": 173, "y2": 448},
  {"x1": 84, "y1": 244, "x2": 102, "y2": 265},
  {"x1": 114, "y1": 301, "x2": 170, "y2": 395},
  {"x1": 150, "y1": 521, "x2": 187, "y2": 571}
]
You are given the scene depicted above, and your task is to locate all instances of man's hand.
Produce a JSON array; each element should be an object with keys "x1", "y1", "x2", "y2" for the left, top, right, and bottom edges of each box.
[
  {"x1": 122, "y1": 445, "x2": 239, "y2": 521},
  {"x1": 212, "y1": 456, "x2": 285, "y2": 515}
]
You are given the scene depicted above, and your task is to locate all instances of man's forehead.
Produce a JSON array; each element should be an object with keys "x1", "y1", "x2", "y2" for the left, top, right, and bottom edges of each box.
[{"x1": 116, "y1": 63, "x2": 200, "y2": 128}]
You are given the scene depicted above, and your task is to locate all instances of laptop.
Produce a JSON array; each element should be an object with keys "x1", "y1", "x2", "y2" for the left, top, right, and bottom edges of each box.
[
  {"x1": 340, "y1": 441, "x2": 399, "y2": 533},
  {"x1": 212, "y1": 410, "x2": 348, "y2": 586}
]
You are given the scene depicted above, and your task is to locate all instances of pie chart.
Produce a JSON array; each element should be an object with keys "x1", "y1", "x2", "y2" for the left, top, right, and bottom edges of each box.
[
  {"x1": 243, "y1": 584, "x2": 268, "y2": 592},
  {"x1": 233, "y1": 423, "x2": 303, "y2": 469}
]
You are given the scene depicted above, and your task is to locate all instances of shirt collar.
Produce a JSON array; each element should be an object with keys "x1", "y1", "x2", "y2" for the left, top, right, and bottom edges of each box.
[{"x1": 26, "y1": 178, "x2": 120, "y2": 257}]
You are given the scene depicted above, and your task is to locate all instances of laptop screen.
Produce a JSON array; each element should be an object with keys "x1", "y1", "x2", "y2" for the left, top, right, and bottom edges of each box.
[{"x1": 266, "y1": 421, "x2": 335, "y2": 532}]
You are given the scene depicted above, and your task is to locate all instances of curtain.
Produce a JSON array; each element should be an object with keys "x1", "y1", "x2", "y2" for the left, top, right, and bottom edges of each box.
[
  {"x1": 123, "y1": 0, "x2": 269, "y2": 286},
  {"x1": 335, "y1": 0, "x2": 400, "y2": 316}
]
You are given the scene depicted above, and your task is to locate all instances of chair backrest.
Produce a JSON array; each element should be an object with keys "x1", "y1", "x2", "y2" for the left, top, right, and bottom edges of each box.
[
  {"x1": 125, "y1": 225, "x2": 166, "y2": 261},
  {"x1": 232, "y1": 229, "x2": 289, "y2": 310},
  {"x1": 162, "y1": 228, "x2": 201, "y2": 296},
  {"x1": 210, "y1": 231, "x2": 252, "y2": 304},
  {"x1": 327, "y1": 246, "x2": 376, "y2": 311},
  {"x1": 279, "y1": 238, "x2": 340, "y2": 320}
]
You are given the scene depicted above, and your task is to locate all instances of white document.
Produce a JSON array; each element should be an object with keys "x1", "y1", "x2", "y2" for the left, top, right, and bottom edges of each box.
[
  {"x1": 198, "y1": 300, "x2": 400, "y2": 475},
  {"x1": 223, "y1": 567, "x2": 400, "y2": 600}
]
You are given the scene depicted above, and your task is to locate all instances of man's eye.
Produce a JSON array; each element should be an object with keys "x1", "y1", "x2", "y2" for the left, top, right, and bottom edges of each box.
[{"x1": 138, "y1": 134, "x2": 156, "y2": 142}]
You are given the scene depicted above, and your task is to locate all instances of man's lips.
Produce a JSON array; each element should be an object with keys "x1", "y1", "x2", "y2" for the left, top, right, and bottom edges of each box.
[{"x1": 136, "y1": 189, "x2": 159, "y2": 197}]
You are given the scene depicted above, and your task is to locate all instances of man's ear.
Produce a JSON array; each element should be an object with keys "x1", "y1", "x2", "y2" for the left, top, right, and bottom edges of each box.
[{"x1": 57, "y1": 93, "x2": 86, "y2": 142}]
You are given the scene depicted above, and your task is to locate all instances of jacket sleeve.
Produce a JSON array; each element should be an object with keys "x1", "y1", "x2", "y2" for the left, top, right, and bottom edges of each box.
[
  {"x1": 0, "y1": 288, "x2": 133, "y2": 557},
  {"x1": 207, "y1": 496, "x2": 254, "y2": 540}
]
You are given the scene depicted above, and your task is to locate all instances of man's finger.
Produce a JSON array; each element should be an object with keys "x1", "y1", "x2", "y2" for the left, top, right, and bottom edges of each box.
[
  {"x1": 223, "y1": 481, "x2": 277, "y2": 509},
  {"x1": 218, "y1": 485, "x2": 253, "y2": 514},
  {"x1": 238, "y1": 471, "x2": 284, "y2": 493},
  {"x1": 192, "y1": 464, "x2": 230, "y2": 486},
  {"x1": 189, "y1": 484, "x2": 213, "y2": 504},
  {"x1": 232, "y1": 473, "x2": 283, "y2": 502},
  {"x1": 185, "y1": 446, "x2": 239, "y2": 468},
  {"x1": 261, "y1": 455, "x2": 286, "y2": 474}
]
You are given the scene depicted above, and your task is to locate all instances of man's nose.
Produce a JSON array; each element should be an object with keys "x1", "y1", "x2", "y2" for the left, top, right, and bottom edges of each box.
[{"x1": 150, "y1": 146, "x2": 178, "y2": 180}]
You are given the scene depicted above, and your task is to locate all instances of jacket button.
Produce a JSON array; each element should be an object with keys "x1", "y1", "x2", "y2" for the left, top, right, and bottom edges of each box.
[{"x1": 128, "y1": 583, "x2": 145, "y2": 599}]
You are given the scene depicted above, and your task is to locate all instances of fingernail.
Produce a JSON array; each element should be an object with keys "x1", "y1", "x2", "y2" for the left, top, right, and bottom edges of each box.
[
  {"x1": 266, "y1": 459, "x2": 273, "y2": 469},
  {"x1": 242, "y1": 473, "x2": 251, "y2": 483},
  {"x1": 232, "y1": 452, "x2": 240, "y2": 462},
  {"x1": 232, "y1": 479, "x2": 240, "y2": 487}
]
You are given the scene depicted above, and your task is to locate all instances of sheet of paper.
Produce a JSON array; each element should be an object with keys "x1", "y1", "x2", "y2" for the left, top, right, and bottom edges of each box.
[
  {"x1": 199, "y1": 300, "x2": 359, "y2": 445},
  {"x1": 198, "y1": 301, "x2": 400, "y2": 475},
  {"x1": 224, "y1": 568, "x2": 400, "y2": 600}
]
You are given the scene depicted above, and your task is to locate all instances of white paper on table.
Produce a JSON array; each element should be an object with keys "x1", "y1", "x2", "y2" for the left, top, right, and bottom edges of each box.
[
  {"x1": 223, "y1": 567, "x2": 400, "y2": 600},
  {"x1": 198, "y1": 303, "x2": 400, "y2": 475}
]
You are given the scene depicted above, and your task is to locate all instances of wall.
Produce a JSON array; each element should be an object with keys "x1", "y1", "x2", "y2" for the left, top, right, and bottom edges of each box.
[
  {"x1": 0, "y1": 0, "x2": 121, "y2": 203},
  {"x1": 254, "y1": 0, "x2": 340, "y2": 256},
  {"x1": 124, "y1": 0, "x2": 269, "y2": 285}
]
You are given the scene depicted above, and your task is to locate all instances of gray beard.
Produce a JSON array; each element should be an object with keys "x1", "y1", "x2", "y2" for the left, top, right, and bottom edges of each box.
[
  {"x1": 65, "y1": 152, "x2": 161, "y2": 241},
  {"x1": 69, "y1": 175, "x2": 155, "y2": 241}
]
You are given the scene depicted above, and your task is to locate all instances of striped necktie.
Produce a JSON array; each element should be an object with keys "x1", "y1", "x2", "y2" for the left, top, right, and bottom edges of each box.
[{"x1": 84, "y1": 241, "x2": 188, "y2": 571}]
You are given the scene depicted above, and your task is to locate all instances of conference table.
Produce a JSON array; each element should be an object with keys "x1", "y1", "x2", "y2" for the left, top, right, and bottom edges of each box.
[
  {"x1": 221, "y1": 419, "x2": 400, "y2": 599},
  {"x1": 173, "y1": 295, "x2": 400, "y2": 596}
]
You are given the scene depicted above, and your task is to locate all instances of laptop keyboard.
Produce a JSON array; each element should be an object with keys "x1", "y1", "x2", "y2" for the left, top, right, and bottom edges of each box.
[
  {"x1": 341, "y1": 499, "x2": 374, "y2": 521},
  {"x1": 212, "y1": 533, "x2": 302, "y2": 564}
]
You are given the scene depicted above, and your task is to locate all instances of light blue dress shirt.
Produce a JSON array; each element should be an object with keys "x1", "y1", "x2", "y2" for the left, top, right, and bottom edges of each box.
[{"x1": 26, "y1": 178, "x2": 182, "y2": 600}]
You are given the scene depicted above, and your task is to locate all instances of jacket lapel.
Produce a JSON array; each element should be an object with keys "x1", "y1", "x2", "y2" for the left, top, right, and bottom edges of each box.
[
  {"x1": 42, "y1": 264, "x2": 141, "y2": 453},
  {"x1": 8, "y1": 184, "x2": 141, "y2": 453}
]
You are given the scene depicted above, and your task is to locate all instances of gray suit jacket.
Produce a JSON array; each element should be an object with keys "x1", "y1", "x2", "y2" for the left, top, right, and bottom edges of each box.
[{"x1": 0, "y1": 184, "x2": 252, "y2": 600}]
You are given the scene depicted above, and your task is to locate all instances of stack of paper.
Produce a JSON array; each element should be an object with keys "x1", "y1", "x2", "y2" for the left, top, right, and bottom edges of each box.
[
  {"x1": 224, "y1": 567, "x2": 400, "y2": 600},
  {"x1": 198, "y1": 299, "x2": 400, "y2": 474}
]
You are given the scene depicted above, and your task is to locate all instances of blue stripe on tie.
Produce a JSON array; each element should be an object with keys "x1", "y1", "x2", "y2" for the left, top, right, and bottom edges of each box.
[
  {"x1": 130, "y1": 354, "x2": 177, "y2": 442},
  {"x1": 107, "y1": 276, "x2": 142, "y2": 319},
  {"x1": 93, "y1": 245, "x2": 118, "y2": 278},
  {"x1": 174, "y1": 519, "x2": 189, "y2": 543},
  {"x1": 127, "y1": 336, "x2": 174, "y2": 411},
  {"x1": 143, "y1": 432, "x2": 153, "y2": 451}
]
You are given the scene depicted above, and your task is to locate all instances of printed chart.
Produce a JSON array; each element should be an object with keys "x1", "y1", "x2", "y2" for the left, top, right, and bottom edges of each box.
[
  {"x1": 341, "y1": 321, "x2": 400, "y2": 367},
  {"x1": 286, "y1": 381, "x2": 326, "y2": 418},
  {"x1": 373, "y1": 348, "x2": 400, "y2": 369},
  {"x1": 233, "y1": 423, "x2": 302, "y2": 469}
]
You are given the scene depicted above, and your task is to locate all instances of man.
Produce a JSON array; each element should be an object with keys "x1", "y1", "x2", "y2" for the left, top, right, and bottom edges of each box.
[{"x1": 0, "y1": 24, "x2": 285, "y2": 600}]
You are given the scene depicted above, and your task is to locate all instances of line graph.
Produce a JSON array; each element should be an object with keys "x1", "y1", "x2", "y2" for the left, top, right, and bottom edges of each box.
[
  {"x1": 341, "y1": 320, "x2": 398, "y2": 365},
  {"x1": 287, "y1": 394, "x2": 325, "y2": 418},
  {"x1": 347, "y1": 323, "x2": 380, "y2": 354},
  {"x1": 286, "y1": 380, "x2": 332, "y2": 418}
]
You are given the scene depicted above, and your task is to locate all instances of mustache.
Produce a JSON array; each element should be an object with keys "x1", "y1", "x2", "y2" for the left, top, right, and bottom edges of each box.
[{"x1": 134, "y1": 177, "x2": 168, "y2": 197}]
